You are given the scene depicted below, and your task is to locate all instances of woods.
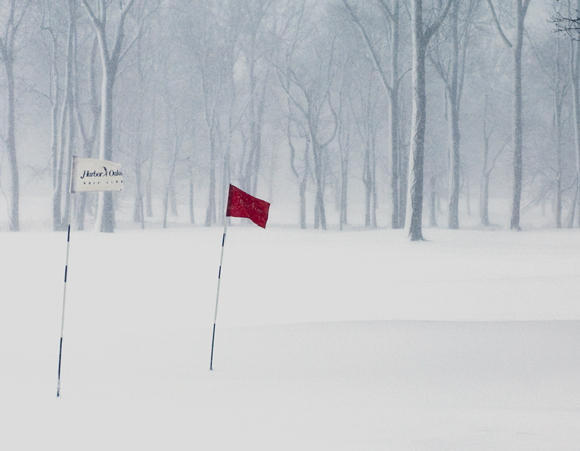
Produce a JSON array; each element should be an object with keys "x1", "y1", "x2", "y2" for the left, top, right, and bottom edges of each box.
[{"x1": 0, "y1": 0, "x2": 578, "y2": 235}]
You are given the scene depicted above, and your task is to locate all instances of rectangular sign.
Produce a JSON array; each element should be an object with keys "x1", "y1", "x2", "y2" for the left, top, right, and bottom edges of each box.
[{"x1": 71, "y1": 156, "x2": 124, "y2": 193}]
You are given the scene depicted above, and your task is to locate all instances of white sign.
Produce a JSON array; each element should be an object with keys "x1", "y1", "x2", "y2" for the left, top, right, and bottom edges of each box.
[{"x1": 71, "y1": 156, "x2": 124, "y2": 193}]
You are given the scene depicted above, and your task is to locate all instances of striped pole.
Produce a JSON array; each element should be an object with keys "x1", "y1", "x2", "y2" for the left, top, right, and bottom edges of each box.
[
  {"x1": 57, "y1": 159, "x2": 75, "y2": 397},
  {"x1": 56, "y1": 224, "x2": 72, "y2": 397},
  {"x1": 210, "y1": 219, "x2": 228, "y2": 370}
]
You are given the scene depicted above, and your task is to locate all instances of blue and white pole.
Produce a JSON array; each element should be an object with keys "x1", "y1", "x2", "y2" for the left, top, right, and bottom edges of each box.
[
  {"x1": 210, "y1": 219, "x2": 228, "y2": 370},
  {"x1": 57, "y1": 160, "x2": 75, "y2": 397},
  {"x1": 56, "y1": 223, "x2": 72, "y2": 397}
]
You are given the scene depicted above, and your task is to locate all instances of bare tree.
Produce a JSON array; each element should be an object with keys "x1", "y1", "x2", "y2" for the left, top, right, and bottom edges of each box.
[
  {"x1": 566, "y1": 0, "x2": 580, "y2": 226},
  {"x1": 162, "y1": 108, "x2": 190, "y2": 229},
  {"x1": 552, "y1": 1, "x2": 580, "y2": 39},
  {"x1": 239, "y1": 0, "x2": 274, "y2": 198},
  {"x1": 0, "y1": 0, "x2": 31, "y2": 231},
  {"x1": 528, "y1": 31, "x2": 571, "y2": 228},
  {"x1": 406, "y1": 0, "x2": 453, "y2": 241},
  {"x1": 73, "y1": 36, "x2": 101, "y2": 231},
  {"x1": 79, "y1": 0, "x2": 139, "y2": 232},
  {"x1": 349, "y1": 61, "x2": 381, "y2": 228},
  {"x1": 429, "y1": 0, "x2": 479, "y2": 229},
  {"x1": 278, "y1": 29, "x2": 338, "y2": 230},
  {"x1": 180, "y1": 0, "x2": 232, "y2": 227},
  {"x1": 342, "y1": 0, "x2": 406, "y2": 229},
  {"x1": 50, "y1": 0, "x2": 78, "y2": 231},
  {"x1": 486, "y1": 0, "x2": 532, "y2": 230},
  {"x1": 41, "y1": 1, "x2": 66, "y2": 231},
  {"x1": 275, "y1": 0, "x2": 311, "y2": 228},
  {"x1": 479, "y1": 95, "x2": 508, "y2": 227},
  {"x1": 336, "y1": 53, "x2": 355, "y2": 230}
]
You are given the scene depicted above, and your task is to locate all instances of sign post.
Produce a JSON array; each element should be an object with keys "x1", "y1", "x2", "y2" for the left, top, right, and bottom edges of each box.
[{"x1": 57, "y1": 156, "x2": 123, "y2": 397}]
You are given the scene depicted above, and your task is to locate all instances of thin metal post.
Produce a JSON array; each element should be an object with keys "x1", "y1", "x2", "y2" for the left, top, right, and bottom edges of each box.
[
  {"x1": 57, "y1": 158, "x2": 75, "y2": 397},
  {"x1": 210, "y1": 219, "x2": 228, "y2": 370},
  {"x1": 57, "y1": 224, "x2": 71, "y2": 397}
]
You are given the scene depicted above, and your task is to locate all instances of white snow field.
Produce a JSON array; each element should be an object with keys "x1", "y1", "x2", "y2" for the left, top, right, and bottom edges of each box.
[{"x1": 1, "y1": 226, "x2": 579, "y2": 450}]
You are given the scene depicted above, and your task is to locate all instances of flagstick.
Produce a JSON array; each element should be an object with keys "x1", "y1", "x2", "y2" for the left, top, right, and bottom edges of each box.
[
  {"x1": 210, "y1": 219, "x2": 228, "y2": 370},
  {"x1": 56, "y1": 222, "x2": 71, "y2": 397},
  {"x1": 57, "y1": 160, "x2": 75, "y2": 397}
]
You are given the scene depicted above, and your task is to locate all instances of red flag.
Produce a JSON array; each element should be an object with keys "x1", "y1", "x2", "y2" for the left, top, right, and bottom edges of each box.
[{"x1": 226, "y1": 184, "x2": 270, "y2": 228}]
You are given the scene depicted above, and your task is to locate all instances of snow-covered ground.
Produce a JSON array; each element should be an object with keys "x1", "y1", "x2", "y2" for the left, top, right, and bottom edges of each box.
[{"x1": 1, "y1": 225, "x2": 579, "y2": 450}]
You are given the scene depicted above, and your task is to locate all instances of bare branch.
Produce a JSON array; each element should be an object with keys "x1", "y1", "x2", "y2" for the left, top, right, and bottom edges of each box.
[
  {"x1": 424, "y1": 0, "x2": 454, "y2": 43},
  {"x1": 485, "y1": 0, "x2": 513, "y2": 48},
  {"x1": 376, "y1": 0, "x2": 394, "y2": 22},
  {"x1": 79, "y1": 0, "x2": 102, "y2": 29},
  {"x1": 428, "y1": 53, "x2": 450, "y2": 88},
  {"x1": 487, "y1": 135, "x2": 510, "y2": 176},
  {"x1": 551, "y1": 11, "x2": 580, "y2": 40},
  {"x1": 341, "y1": 0, "x2": 392, "y2": 94}
]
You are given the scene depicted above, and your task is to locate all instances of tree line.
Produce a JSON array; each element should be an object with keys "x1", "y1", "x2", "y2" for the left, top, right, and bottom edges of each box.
[{"x1": 0, "y1": 0, "x2": 578, "y2": 237}]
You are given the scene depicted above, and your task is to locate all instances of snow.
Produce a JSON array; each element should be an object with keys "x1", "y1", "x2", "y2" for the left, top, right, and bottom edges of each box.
[{"x1": 1, "y1": 226, "x2": 579, "y2": 450}]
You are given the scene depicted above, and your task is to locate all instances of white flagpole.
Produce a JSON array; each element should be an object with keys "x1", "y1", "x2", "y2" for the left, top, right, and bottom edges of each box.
[
  {"x1": 56, "y1": 222, "x2": 72, "y2": 397},
  {"x1": 210, "y1": 218, "x2": 228, "y2": 370},
  {"x1": 57, "y1": 158, "x2": 75, "y2": 397}
]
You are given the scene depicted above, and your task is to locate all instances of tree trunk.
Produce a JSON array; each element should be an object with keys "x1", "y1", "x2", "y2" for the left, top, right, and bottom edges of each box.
[
  {"x1": 220, "y1": 138, "x2": 231, "y2": 224},
  {"x1": 465, "y1": 179, "x2": 471, "y2": 216},
  {"x1": 510, "y1": 1, "x2": 530, "y2": 230},
  {"x1": 364, "y1": 138, "x2": 372, "y2": 228},
  {"x1": 371, "y1": 143, "x2": 377, "y2": 228},
  {"x1": 170, "y1": 186, "x2": 178, "y2": 216},
  {"x1": 61, "y1": 3, "x2": 76, "y2": 229},
  {"x1": 81, "y1": 0, "x2": 137, "y2": 233},
  {"x1": 300, "y1": 141, "x2": 309, "y2": 230},
  {"x1": 429, "y1": 174, "x2": 437, "y2": 227},
  {"x1": 54, "y1": 99, "x2": 67, "y2": 231},
  {"x1": 398, "y1": 115, "x2": 409, "y2": 228},
  {"x1": 480, "y1": 133, "x2": 490, "y2": 227},
  {"x1": 311, "y1": 136, "x2": 327, "y2": 230},
  {"x1": 133, "y1": 156, "x2": 145, "y2": 228},
  {"x1": 189, "y1": 164, "x2": 195, "y2": 224},
  {"x1": 62, "y1": 114, "x2": 75, "y2": 228},
  {"x1": 480, "y1": 174, "x2": 490, "y2": 226},
  {"x1": 95, "y1": 68, "x2": 116, "y2": 232},
  {"x1": 244, "y1": 47, "x2": 258, "y2": 194},
  {"x1": 75, "y1": 37, "x2": 101, "y2": 231},
  {"x1": 145, "y1": 103, "x2": 155, "y2": 218},
  {"x1": 555, "y1": 79, "x2": 563, "y2": 229},
  {"x1": 205, "y1": 127, "x2": 217, "y2": 227},
  {"x1": 163, "y1": 140, "x2": 179, "y2": 229},
  {"x1": 251, "y1": 76, "x2": 267, "y2": 196},
  {"x1": 447, "y1": 97, "x2": 461, "y2": 230},
  {"x1": 569, "y1": 185, "x2": 578, "y2": 227},
  {"x1": 48, "y1": 29, "x2": 61, "y2": 231},
  {"x1": 390, "y1": 0, "x2": 402, "y2": 229},
  {"x1": 572, "y1": 4, "x2": 580, "y2": 228},
  {"x1": 407, "y1": 2, "x2": 427, "y2": 241},
  {"x1": 340, "y1": 139, "x2": 349, "y2": 230},
  {"x1": 447, "y1": 0, "x2": 461, "y2": 230},
  {"x1": 5, "y1": 60, "x2": 19, "y2": 231},
  {"x1": 0, "y1": 0, "x2": 25, "y2": 232},
  {"x1": 407, "y1": 0, "x2": 452, "y2": 240}
]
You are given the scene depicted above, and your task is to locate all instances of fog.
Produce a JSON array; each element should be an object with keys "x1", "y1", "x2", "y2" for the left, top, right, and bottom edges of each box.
[{"x1": 0, "y1": 0, "x2": 577, "y2": 234}]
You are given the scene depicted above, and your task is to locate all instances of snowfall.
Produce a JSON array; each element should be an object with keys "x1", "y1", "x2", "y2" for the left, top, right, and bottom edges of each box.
[{"x1": 1, "y1": 200, "x2": 579, "y2": 450}]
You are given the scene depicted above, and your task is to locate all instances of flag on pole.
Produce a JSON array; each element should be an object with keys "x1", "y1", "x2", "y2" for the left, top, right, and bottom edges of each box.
[
  {"x1": 226, "y1": 184, "x2": 270, "y2": 228},
  {"x1": 210, "y1": 184, "x2": 270, "y2": 370},
  {"x1": 71, "y1": 156, "x2": 124, "y2": 193}
]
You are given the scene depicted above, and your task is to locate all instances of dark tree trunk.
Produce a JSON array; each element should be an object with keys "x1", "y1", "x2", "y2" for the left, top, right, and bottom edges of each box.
[{"x1": 510, "y1": 2, "x2": 527, "y2": 231}]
